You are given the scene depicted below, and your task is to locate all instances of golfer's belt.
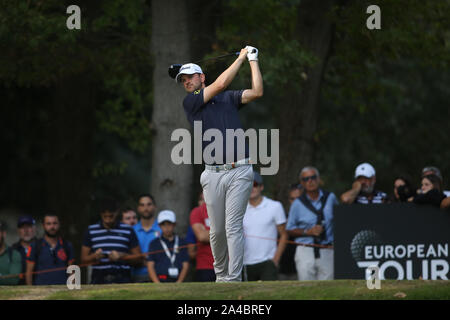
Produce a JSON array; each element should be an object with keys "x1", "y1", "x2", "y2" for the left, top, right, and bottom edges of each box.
[{"x1": 205, "y1": 158, "x2": 251, "y2": 172}]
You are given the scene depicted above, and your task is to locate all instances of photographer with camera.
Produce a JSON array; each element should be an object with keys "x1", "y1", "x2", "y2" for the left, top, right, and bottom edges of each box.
[{"x1": 392, "y1": 176, "x2": 415, "y2": 202}]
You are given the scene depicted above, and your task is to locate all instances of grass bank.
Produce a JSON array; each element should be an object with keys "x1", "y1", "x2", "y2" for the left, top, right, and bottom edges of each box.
[{"x1": 0, "y1": 280, "x2": 448, "y2": 300}]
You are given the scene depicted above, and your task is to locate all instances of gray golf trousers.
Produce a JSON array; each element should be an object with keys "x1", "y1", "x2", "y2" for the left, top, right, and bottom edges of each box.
[{"x1": 200, "y1": 164, "x2": 253, "y2": 282}]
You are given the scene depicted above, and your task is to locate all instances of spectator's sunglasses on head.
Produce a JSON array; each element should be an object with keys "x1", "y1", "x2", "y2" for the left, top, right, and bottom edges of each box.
[
  {"x1": 253, "y1": 182, "x2": 261, "y2": 187},
  {"x1": 301, "y1": 175, "x2": 318, "y2": 182}
]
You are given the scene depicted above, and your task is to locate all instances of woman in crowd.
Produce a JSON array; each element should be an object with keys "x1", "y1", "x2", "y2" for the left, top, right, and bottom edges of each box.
[{"x1": 408, "y1": 174, "x2": 446, "y2": 207}]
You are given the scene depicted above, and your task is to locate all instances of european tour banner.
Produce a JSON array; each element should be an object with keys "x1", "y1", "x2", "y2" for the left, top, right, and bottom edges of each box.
[{"x1": 334, "y1": 203, "x2": 449, "y2": 280}]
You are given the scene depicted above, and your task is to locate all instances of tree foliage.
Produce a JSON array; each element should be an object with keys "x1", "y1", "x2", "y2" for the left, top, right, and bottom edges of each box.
[
  {"x1": 0, "y1": 0, "x2": 153, "y2": 212},
  {"x1": 1, "y1": 0, "x2": 449, "y2": 230}
]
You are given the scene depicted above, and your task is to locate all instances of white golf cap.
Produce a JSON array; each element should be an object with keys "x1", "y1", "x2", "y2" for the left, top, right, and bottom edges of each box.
[
  {"x1": 157, "y1": 210, "x2": 176, "y2": 224},
  {"x1": 354, "y1": 162, "x2": 376, "y2": 178},
  {"x1": 175, "y1": 63, "x2": 203, "y2": 83}
]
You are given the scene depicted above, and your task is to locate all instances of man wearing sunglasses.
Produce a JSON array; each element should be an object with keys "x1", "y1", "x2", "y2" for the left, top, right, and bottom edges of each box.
[{"x1": 286, "y1": 166, "x2": 338, "y2": 280}]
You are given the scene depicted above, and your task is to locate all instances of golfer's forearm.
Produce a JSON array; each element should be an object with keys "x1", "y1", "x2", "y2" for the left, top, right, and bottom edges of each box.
[
  {"x1": 215, "y1": 57, "x2": 246, "y2": 90},
  {"x1": 249, "y1": 61, "x2": 263, "y2": 97}
]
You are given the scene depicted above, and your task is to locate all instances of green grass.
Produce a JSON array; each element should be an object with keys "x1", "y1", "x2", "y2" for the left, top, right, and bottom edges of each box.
[{"x1": 1, "y1": 280, "x2": 449, "y2": 300}]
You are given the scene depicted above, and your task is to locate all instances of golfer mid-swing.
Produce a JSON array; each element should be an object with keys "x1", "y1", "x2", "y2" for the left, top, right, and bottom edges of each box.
[{"x1": 176, "y1": 46, "x2": 263, "y2": 282}]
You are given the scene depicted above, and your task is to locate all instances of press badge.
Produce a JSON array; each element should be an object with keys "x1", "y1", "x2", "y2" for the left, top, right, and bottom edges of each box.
[{"x1": 168, "y1": 267, "x2": 179, "y2": 278}]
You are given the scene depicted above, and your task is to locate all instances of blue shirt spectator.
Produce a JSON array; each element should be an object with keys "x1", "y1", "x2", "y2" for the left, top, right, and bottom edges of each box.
[
  {"x1": 286, "y1": 189, "x2": 337, "y2": 245},
  {"x1": 132, "y1": 220, "x2": 161, "y2": 277}
]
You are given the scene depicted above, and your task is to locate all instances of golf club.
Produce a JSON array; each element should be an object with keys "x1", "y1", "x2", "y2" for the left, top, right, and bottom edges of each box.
[{"x1": 168, "y1": 49, "x2": 256, "y2": 80}]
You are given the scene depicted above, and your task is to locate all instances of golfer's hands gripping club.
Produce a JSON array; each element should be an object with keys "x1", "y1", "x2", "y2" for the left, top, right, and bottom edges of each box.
[
  {"x1": 238, "y1": 47, "x2": 248, "y2": 61},
  {"x1": 245, "y1": 45, "x2": 258, "y2": 61}
]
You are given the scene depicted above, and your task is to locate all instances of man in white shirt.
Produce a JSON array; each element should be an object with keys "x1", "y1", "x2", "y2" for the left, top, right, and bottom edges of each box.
[{"x1": 243, "y1": 172, "x2": 288, "y2": 281}]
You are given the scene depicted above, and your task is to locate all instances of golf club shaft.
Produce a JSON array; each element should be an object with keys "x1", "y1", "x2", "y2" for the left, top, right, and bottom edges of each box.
[
  {"x1": 194, "y1": 48, "x2": 256, "y2": 64},
  {"x1": 169, "y1": 49, "x2": 256, "y2": 79},
  {"x1": 194, "y1": 52, "x2": 239, "y2": 64}
]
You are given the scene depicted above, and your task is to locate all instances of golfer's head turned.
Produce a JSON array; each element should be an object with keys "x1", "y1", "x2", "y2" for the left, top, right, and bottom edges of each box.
[{"x1": 176, "y1": 63, "x2": 205, "y2": 93}]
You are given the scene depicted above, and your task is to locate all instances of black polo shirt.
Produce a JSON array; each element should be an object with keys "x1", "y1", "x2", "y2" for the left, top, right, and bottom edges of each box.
[
  {"x1": 82, "y1": 221, "x2": 139, "y2": 275},
  {"x1": 183, "y1": 88, "x2": 249, "y2": 164}
]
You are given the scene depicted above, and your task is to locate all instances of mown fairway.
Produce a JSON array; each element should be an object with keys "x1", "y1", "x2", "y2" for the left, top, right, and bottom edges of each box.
[{"x1": 0, "y1": 280, "x2": 449, "y2": 300}]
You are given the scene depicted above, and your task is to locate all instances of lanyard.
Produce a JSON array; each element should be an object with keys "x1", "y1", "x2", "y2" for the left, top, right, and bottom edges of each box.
[{"x1": 159, "y1": 236, "x2": 179, "y2": 266}]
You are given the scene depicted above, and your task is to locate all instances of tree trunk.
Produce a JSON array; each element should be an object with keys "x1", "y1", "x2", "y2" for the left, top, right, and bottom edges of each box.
[
  {"x1": 275, "y1": 0, "x2": 336, "y2": 209},
  {"x1": 151, "y1": 0, "x2": 193, "y2": 236}
]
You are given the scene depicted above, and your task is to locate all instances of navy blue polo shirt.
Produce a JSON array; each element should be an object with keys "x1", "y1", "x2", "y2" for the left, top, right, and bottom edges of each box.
[
  {"x1": 26, "y1": 238, "x2": 74, "y2": 285},
  {"x1": 147, "y1": 235, "x2": 189, "y2": 282},
  {"x1": 183, "y1": 89, "x2": 249, "y2": 164},
  {"x1": 83, "y1": 220, "x2": 139, "y2": 275}
]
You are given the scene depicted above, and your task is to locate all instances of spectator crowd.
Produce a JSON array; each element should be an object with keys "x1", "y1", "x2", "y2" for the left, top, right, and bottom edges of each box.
[{"x1": 0, "y1": 164, "x2": 449, "y2": 285}]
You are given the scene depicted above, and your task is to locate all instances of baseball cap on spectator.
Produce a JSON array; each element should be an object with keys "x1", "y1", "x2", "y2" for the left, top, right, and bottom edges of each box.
[
  {"x1": 17, "y1": 215, "x2": 36, "y2": 228},
  {"x1": 175, "y1": 63, "x2": 203, "y2": 83},
  {"x1": 157, "y1": 210, "x2": 176, "y2": 224},
  {"x1": 355, "y1": 163, "x2": 376, "y2": 179},
  {"x1": 0, "y1": 220, "x2": 7, "y2": 231},
  {"x1": 422, "y1": 166, "x2": 443, "y2": 181},
  {"x1": 253, "y1": 171, "x2": 263, "y2": 185}
]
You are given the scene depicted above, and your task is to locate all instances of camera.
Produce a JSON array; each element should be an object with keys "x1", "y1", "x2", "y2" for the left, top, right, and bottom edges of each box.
[{"x1": 397, "y1": 184, "x2": 415, "y2": 202}]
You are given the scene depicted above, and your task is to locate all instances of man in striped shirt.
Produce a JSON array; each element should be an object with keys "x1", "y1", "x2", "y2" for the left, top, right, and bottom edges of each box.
[
  {"x1": 81, "y1": 197, "x2": 142, "y2": 284},
  {"x1": 340, "y1": 162, "x2": 388, "y2": 204}
]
